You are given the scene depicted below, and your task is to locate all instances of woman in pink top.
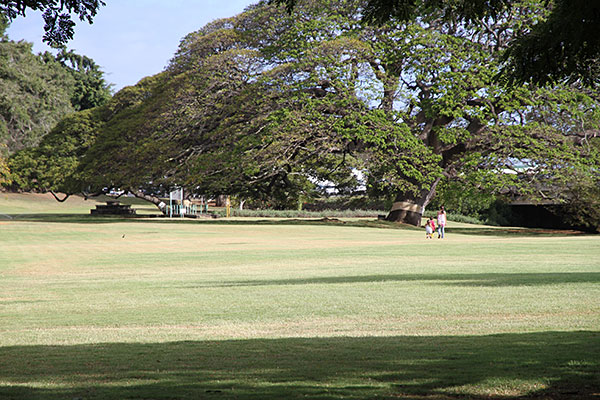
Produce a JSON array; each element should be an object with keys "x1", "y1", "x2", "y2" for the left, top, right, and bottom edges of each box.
[{"x1": 437, "y1": 206, "x2": 447, "y2": 239}]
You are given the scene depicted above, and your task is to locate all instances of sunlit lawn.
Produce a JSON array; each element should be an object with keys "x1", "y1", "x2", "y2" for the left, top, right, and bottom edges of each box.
[{"x1": 0, "y1": 194, "x2": 598, "y2": 399}]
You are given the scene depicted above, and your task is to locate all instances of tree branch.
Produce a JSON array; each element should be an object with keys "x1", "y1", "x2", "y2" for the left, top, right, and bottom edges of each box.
[{"x1": 49, "y1": 191, "x2": 71, "y2": 202}]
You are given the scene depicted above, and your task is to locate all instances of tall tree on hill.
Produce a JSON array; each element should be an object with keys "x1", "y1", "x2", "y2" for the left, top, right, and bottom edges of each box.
[
  {"x1": 0, "y1": 15, "x2": 110, "y2": 154},
  {"x1": 56, "y1": 48, "x2": 112, "y2": 110},
  {"x1": 0, "y1": 39, "x2": 75, "y2": 152}
]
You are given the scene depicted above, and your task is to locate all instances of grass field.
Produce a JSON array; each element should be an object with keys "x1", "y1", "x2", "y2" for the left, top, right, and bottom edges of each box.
[{"x1": 0, "y1": 193, "x2": 599, "y2": 399}]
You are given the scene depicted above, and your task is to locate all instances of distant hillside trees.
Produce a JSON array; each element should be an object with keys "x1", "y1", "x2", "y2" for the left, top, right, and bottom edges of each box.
[
  {"x1": 7, "y1": 107, "x2": 108, "y2": 194},
  {"x1": 0, "y1": 15, "x2": 111, "y2": 155},
  {"x1": 1, "y1": 34, "x2": 73, "y2": 152},
  {"x1": 56, "y1": 48, "x2": 113, "y2": 111}
]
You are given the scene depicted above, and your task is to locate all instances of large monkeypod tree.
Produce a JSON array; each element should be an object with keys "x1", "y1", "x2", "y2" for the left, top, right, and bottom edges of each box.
[
  {"x1": 11, "y1": 0, "x2": 599, "y2": 225},
  {"x1": 257, "y1": 0, "x2": 600, "y2": 226},
  {"x1": 224, "y1": 0, "x2": 598, "y2": 226},
  {"x1": 249, "y1": 0, "x2": 599, "y2": 225}
]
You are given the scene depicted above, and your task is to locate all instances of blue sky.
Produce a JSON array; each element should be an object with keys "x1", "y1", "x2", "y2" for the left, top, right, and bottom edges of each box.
[{"x1": 6, "y1": 1, "x2": 257, "y2": 91}]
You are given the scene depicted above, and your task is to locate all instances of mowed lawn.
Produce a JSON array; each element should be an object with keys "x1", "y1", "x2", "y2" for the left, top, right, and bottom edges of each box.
[{"x1": 0, "y1": 194, "x2": 598, "y2": 399}]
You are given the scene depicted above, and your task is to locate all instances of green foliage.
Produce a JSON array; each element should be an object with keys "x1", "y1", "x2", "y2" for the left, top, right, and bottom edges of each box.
[
  {"x1": 301, "y1": 195, "x2": 387, "y2": 211},
  {"x1": 550, "y1": 168, "x2": 600, "y2": 232},
  {"x1": 422, "y1": 209, "x2": 485, "y2": 225},
  {"x1": 0, "y1": 40, "x2": 76, "y2": 152},
  {"x1": 221, "y1": 208, "x2": 383, "y2": 218},
  {"x1": 271, "y1": 0, "x2": 512, "y2": 24},
  {"x1": 7, "y1": 108, "x2": 106, "y2": 192},
  {"x1": 6, "y1": 147, "x2": 38, "y2": 190},
  {"x1": 428, "y1": 179, "x2": 496, "y2": 218},
  {"x1": 0, "y1": 13, "x2": 8, "y2": 38},
  {"x1": 274, "y1": 0, "x2": 600, "y2": 85},
  {"x1": 0, "y1": 143, "x2": 10, "y2": 185},
  {"x1": 502, "y1": 0, "x2": 600, "y2": 86},
  {"x1": 0, "y1": 30, "x2": 111, "y2": 156},
  {"x1": 56, "y1": 48, "x2": 112, "y2": 110},
  {"x1": 74, "y1": 73, "x2": 172, "y2": 192}
]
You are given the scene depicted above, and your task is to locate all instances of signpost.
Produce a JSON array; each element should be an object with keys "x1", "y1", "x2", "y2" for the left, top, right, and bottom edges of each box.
[{"x1": 169, "y1": 188, "x2": 183, "y2": 218}]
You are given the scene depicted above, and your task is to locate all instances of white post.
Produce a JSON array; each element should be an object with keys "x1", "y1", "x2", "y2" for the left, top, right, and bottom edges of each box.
[{"x1": 180, "y1": 188, "x2": 184, "y2": 218}]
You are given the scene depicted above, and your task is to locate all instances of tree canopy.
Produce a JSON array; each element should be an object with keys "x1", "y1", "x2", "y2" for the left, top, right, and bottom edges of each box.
[
  {"x1": 0, "y1": 18, "x2": 111, "y2": 196},
  {"x1": 56, "y1": 47, "x2": 113, "y2": 110},
  {"x1": 0, "y1": 39, "x2": 75, "y2": 152},
  {"x1": 0, "y1": 29, "x2": 111, "y2": 155},
  {"x1": 270, "y1": 0, "x2": 600, "y2": 86}
]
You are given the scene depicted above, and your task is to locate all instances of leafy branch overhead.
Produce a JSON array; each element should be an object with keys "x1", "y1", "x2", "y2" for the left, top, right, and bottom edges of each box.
[{"x1": 0, "y1": 0, "x2": 106, "y2": 46}]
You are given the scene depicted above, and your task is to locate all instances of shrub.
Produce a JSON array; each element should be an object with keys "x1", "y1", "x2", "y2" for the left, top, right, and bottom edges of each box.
[{"x1": 217, "y1": 208, "x2": 384, "y2": 218}]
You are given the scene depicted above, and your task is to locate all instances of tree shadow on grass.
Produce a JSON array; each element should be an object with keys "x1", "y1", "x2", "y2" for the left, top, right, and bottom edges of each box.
[
  {"x1": 2, "y1": 213, "x2": 164, "y2": 224},
  {"x1": 0, "y1": 331, "x2": 597, "y2": 399},
  {"x1": 2, "y1": 213, "x2": 396, "y2": 226},
  {"x1": 177, "y1": 272, "x2": 600, "y2": 289},
  {"x1": 3, "y1": 214, "x2": 591, "y2": 236},
  {"x1": 447, "y1": 227, "x2": 589, "y2": 237}
]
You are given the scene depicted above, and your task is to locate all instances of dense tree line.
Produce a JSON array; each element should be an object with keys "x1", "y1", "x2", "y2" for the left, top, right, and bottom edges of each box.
[
  {"x1": 5, "y1": 0, "x2": 600, "y2": 230},
  {"x1": 0, "y1": 14, "x2": 110, "y2": 185},
  {"x1": 1, "y1": 16, "x2": 72, "y2": 153},
  {"x1": 0, "y1": 17, "x2": 110, "y2": 152}
]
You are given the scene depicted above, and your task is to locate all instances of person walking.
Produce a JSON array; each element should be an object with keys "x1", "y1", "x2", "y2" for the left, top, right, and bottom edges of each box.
[{"x1": 437, "y1": 206, "x2": 447, "y2": 239}]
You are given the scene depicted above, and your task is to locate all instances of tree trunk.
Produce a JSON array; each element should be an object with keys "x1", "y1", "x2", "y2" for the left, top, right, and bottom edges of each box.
[
  {"x1": 386, "y1": 178, "x2": 441, "y2": 226},
  {"x1": 131, "y1": 190, "x2": 167, "y2": 215},
  {"x1": 215, "y1": 194, "x2": 227, "y2": 207},
  {"x1": 49, "y1": 191, "x2": 71, "y2": 202}
]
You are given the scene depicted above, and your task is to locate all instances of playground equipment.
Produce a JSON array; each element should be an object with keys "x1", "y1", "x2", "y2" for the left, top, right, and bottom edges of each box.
[{"x1": 167, "y1": 188, "x2": 209, "y2": 218}]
